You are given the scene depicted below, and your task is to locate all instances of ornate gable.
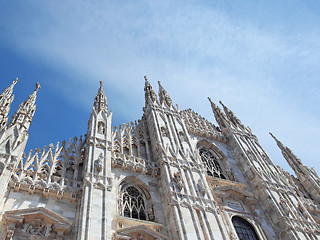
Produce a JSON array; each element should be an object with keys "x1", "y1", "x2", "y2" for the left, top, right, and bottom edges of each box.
[{"x1": 4, "y1": 207, "x2": 71, "y2": 240}]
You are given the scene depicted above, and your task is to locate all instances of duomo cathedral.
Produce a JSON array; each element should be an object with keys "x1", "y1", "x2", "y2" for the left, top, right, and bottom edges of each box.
[{"x1": 0, "y1": 77, "x2": 319, "y2": 240}]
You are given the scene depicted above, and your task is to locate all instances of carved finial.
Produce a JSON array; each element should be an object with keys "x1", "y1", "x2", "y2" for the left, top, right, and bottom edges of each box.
[
  {"x1": 219, "y1": 100, "x2": 225, "y2": 108},
  {"x1": 12, "y1": 78, "x2": 19, "y2": 85},
  {"x1": 269, "y1": 132, "x2": 284, "y2": 148},
  {"x1": 35, "y1": 82, "x2": 41, "y2": 91},
  {"x1": 100, "y1": 80, "x2": 103, "y2": 87},
  {"x1": 144, "y1": 75, "x2": 148, "y2": 81},
  {"x1": 269, "y1": 132, "x2": 276, "y2": 140}
]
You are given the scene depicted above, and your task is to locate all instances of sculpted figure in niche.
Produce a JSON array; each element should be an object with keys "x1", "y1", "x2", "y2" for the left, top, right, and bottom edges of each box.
[
  {"x1": 173, "y1": 171, "x2": 183, "y2": 191},
  {"x1": 147, "y1": 206, "x2": 155, "y2": 221},
  {"x1": 98, "y1": 121, "x2": 105, "y2": 134},
  {"x1": 165, "y1": 95, "x2": 172, "y2": 107},
  {"x1": 197, "y1": 178, "x2": 206, "y2": 196},
  {"x1": 95, "y1": 153, "x2": 104, "y2": 173},
  {"x1": 160, "y1": 126, "x2": 169, "y2": 138}
]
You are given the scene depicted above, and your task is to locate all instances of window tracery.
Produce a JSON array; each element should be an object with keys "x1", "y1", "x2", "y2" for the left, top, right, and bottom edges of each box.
[
  {"x1": 199, "y1": 148, "x2": 226, "y2": 179},
  {"x1": 232, "y1": 216, "x2": 259, "y2": 240},
  {"x1": 121, "y1": 186, "x2": 147, "y2": 220},
  {"x1": 119, "y1": 185, "x2": 155, "y2": 221}
]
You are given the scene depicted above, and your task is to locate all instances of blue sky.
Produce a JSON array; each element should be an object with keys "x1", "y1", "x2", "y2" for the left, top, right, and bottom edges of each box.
[{"x1": 0, "y1": 0, "x2": 319, "y2": 174}]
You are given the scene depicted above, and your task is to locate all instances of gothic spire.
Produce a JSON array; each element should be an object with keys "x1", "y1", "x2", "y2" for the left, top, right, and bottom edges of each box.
[
  {"x1": 144, "y1": 76, "x2": 158, "y2": 107},
  {"x1": 0, "y1": 78, "x2": 19, "y2": 129},
  {"x1": 94, "y1": 81, "x2": 108, "y2": 113},
  {"x1": 219, "y1": 100, "x2": 245, "y2": 129},
  {"x1": 158, "y1": 81, "x2": 172, "y2": 107},
  {"x1": 8, "y1": 82, "x2": 40, "y2": 130},
  {"x1": 208, "y1": 97, "x2": 227, "y2": 130},
  {"x1": 269, "y1": 132, "x2": 304, "y2": 174},
  {"x1": 270, "y1": 132, "x2": 320, "y2": 201}
]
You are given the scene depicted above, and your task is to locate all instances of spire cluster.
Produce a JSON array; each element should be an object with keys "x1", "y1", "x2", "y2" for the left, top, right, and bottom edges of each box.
[
  {"x1": 208, "y1": 98, "x2": 248, "y2": 132},
  {"x1": 143, "y1": 76, "x2": 174, "y2": 109}
]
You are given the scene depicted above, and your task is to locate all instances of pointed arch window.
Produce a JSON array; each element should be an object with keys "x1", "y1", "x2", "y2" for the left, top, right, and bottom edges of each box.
[
  {"x1": 232, "y1": 216, "x2": 259, "y2": 240},
  {"x1": 121, "y1": 186, "x2": 147, "y2": 220},
  {"x1": 199, "y1": 148, "x2": 225, "y2": 179}
]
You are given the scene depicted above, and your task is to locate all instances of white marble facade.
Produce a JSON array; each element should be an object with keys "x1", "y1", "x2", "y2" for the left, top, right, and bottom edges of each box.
[{"x1": 0, "y1": 77, "x2": 319, "y2": 240}]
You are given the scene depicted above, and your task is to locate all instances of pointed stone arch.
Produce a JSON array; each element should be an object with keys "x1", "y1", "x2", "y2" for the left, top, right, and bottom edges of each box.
[
  {"x1": 196, "y1": 139, "x2": 227, "y2": 179},
  {"x1": 196, "y1": 139, "x2": 226, "y2": 160},
  {"x1": 118, "y1": 176, "x2": 155, "y2": 222}
]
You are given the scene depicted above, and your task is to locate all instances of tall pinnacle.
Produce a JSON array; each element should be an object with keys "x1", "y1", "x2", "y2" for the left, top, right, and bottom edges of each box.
[
  {"x1": 208, "y1": 97, "x2": 227, "y2": 130},
  {"x1": 144, "y1": 75, "x2": 157, "y2": 106},
  {"x1": 158, "y1": 81, "x2": 172, "y2": 107},
  {"x1": 270, "y1": 132, "x2": 320, "y2": 201},
  {"x1": 219, "y1": 100, "x2": 245, "y2": 129},
  {"x1": 269, "y1": 132, "x2": 303, "y2": 173},
  {"x1": 0, "y1": 78, "x2": 19, "y2": 129},
  {"x1": 94, "y1": 81, "x2": 108, "y2": 113},
  {"x1": 8, "y1": 82, "x2": 40, "y2": 130}
]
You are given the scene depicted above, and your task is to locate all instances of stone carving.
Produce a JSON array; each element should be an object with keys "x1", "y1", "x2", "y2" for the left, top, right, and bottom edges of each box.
[
  {"x1": 95, "y1": 153, "x2": 104, "y2": 173},
  {"x1": 160, "y1": 126, "x2": 169, "y2": 138},
  {"x1": 173, "y1": 171, "x2": 183, "y2": 191},
  {"x1": 5, "y1": 229, "x2": 14, "y2": 240},
  {"x1": 197, "y1": 178, "x2": 206, "y2": 196},
  {"x1": 98, "y1": 121, "x2": 105, "y2": 134},
  {"x1": 10, "y1": 136, "x2": 84, "y2": 200},
  {"x1": 147, "y1": 206, "x2": 155, "y2": 221},
  {"x1": 26, "y1": 218, "x2": 47, "y2": 235},
  {"x1": 137, "y1": 233, "x2": 145, "y2": 240}
]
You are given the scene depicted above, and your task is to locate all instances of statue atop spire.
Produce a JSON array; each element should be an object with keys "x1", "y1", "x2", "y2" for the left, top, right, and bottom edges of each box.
[
  {"x1": 94, "y1": 80, "x2": 108, "y2": 113},
  {"x1": 158, "y1": 81, "x2": 172, "y2": 107},
  {"x1": 144, "y1": 75, "x2": 157, "y2": 107},
  {"x1": 0, "y1": 78, "x2": 19, "y2": 129},
  {"x1": 8, "y1": 82, "x2": 40, "y2": 131}
]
